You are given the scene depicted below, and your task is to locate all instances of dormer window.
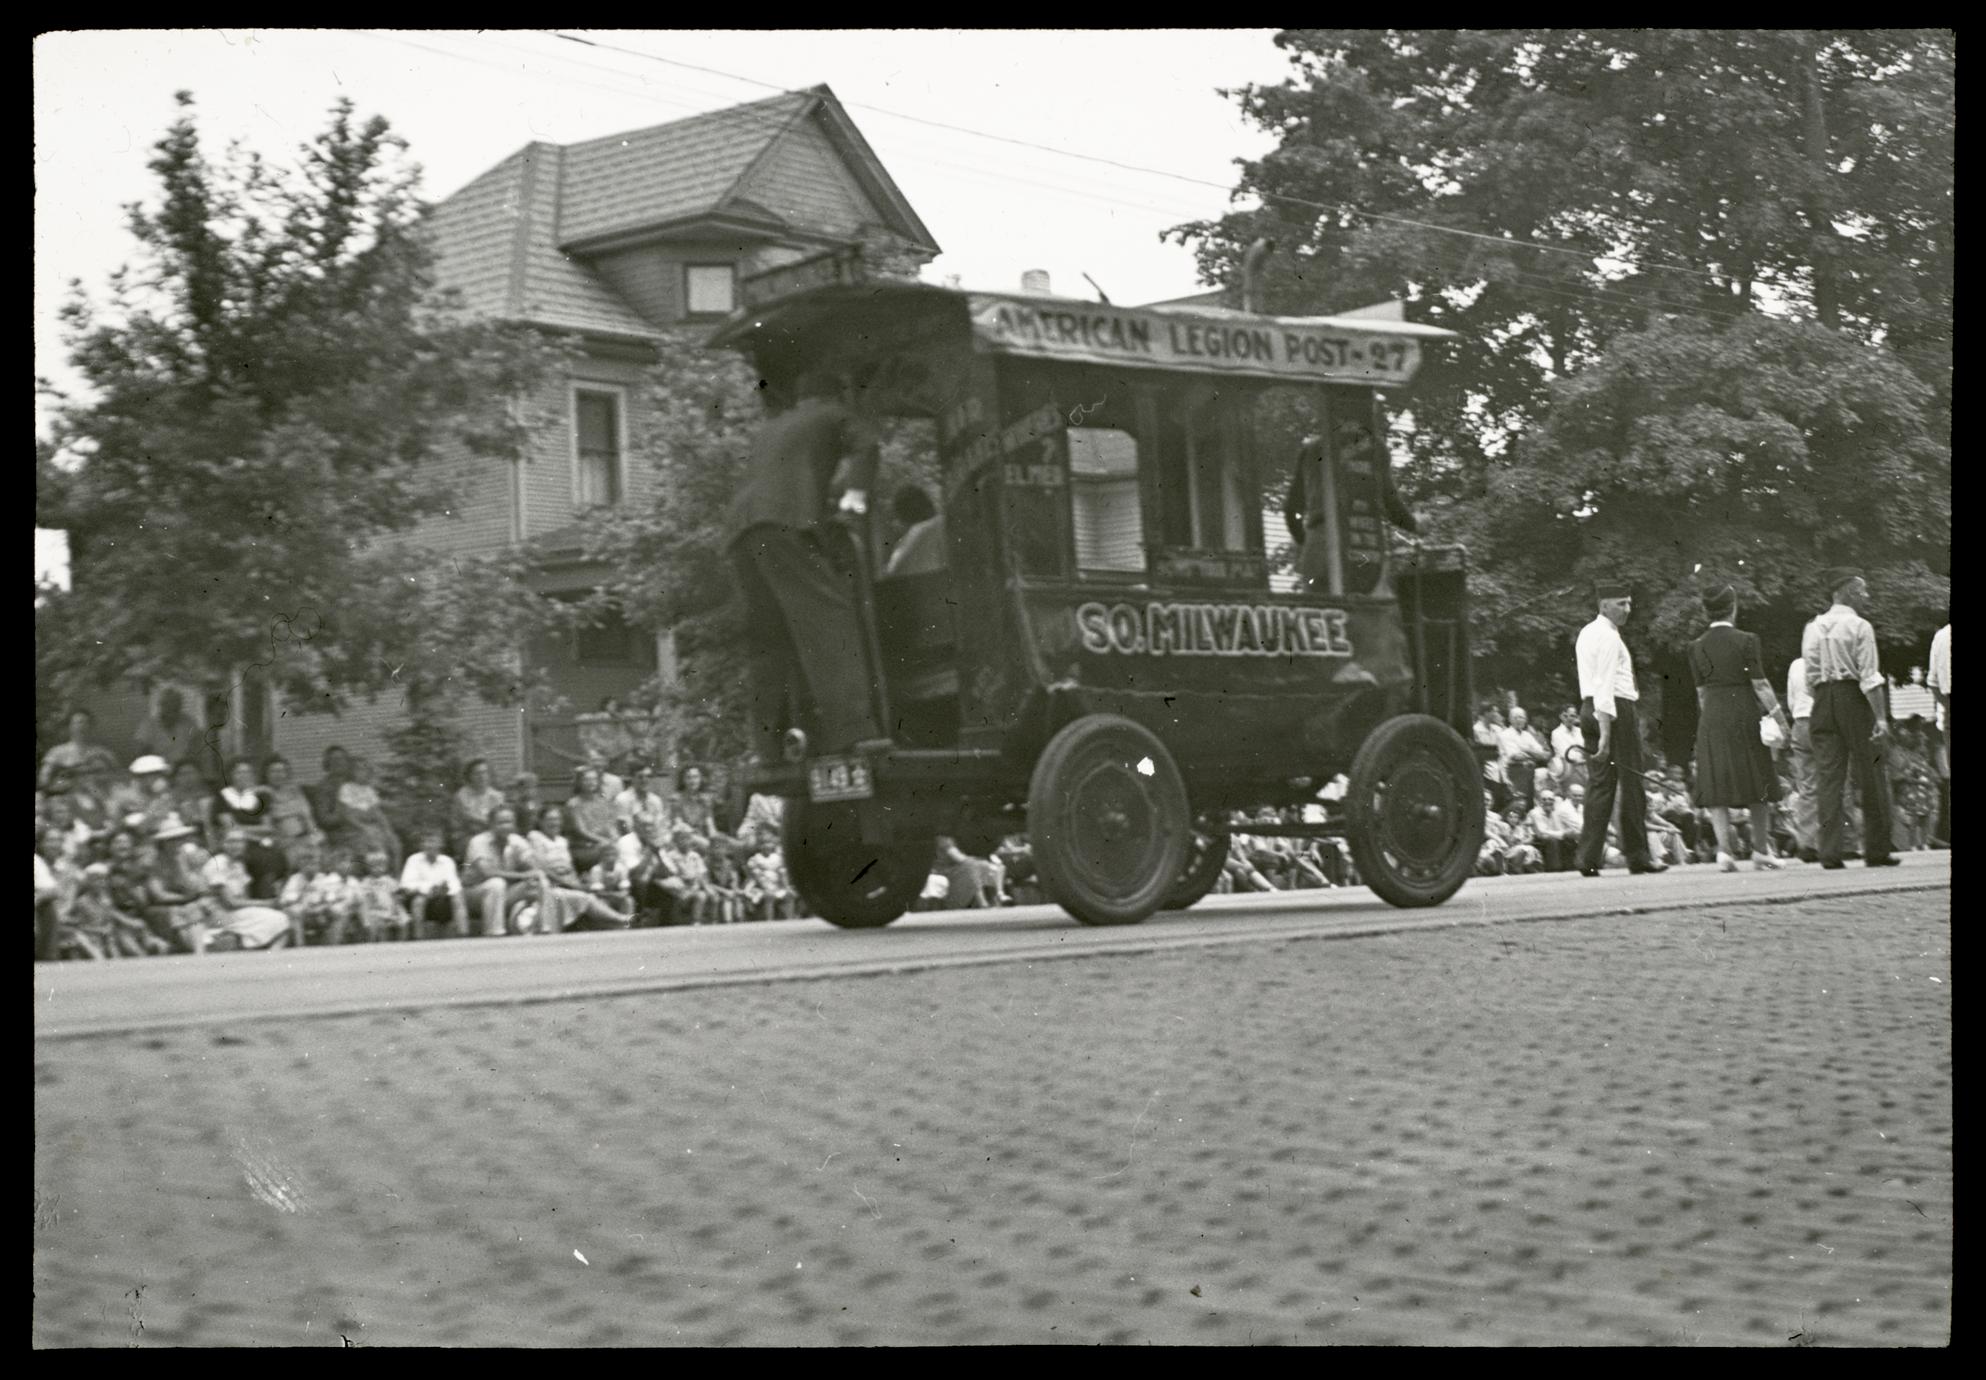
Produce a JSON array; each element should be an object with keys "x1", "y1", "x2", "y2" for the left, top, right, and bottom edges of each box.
[{"x1": 685, "y1": 263, "x2": 737, "y2": 317}]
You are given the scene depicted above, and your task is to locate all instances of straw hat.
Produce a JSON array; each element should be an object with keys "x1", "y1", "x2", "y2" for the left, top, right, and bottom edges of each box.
[
  {"x1": 129, "y1": 755, "x2": 170, "y2": 776},
  {"x1": 151, "y1": 813, "x2": 198, "y2": 843}
]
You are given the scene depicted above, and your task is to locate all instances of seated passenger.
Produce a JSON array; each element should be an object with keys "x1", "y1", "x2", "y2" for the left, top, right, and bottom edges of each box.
[{"x1": 884, "y1": 484, "x2": 947, "y2": 576}]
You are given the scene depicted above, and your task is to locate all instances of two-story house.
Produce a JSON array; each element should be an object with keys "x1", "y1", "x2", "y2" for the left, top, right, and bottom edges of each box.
[{"x1": 246, "y1": 84, "x2": 939, "y2": 787}]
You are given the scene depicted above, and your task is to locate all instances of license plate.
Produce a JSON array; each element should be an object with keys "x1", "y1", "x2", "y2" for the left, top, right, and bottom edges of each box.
[{"x1": 807, "y1": 755, "x2": 874, "y2": 802}]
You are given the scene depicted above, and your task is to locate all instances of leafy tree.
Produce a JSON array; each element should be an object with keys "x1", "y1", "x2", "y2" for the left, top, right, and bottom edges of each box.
[
  {"x1": 1173, "y1": 29, "x2": 1953, "y2": 728},
  {"x1": 37, "y1": 92, "x2": 570, "y2": 755}
]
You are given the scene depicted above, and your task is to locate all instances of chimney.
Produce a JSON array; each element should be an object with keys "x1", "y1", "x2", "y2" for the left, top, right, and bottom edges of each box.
[{"x1": 1021, "y1": 269, "x2": 1051, "y2": 295}]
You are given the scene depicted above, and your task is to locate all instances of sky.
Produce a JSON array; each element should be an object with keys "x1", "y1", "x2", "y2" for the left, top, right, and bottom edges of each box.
[{"x1": 34, "y1": 28, "x2": 1298, "y2": 589}]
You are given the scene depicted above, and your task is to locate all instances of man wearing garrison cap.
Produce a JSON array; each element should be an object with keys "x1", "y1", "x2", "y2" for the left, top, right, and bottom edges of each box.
[
  {"x1": 1573, "y1": 580, "x2": 1667, "y2": 876},
  {"x1": 1801, "y1": 567, "x2": 1899, "y2": 868}
]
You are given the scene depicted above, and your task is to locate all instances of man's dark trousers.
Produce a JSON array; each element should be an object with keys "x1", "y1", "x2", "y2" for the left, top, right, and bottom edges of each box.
[
  {"x1": 1578, "y1": 697, "x2": 1654, "y2": 870},
  {"x1": 1811, "y1": 680, "x2": 1895, "y2": 864},
  {"x1": 731, "y1": 524, "x2": 883, "y2": 755}
]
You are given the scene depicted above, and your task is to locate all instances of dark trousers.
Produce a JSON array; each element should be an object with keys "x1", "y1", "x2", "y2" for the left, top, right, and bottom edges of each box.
[
  {"x1": 1812, "y1": 681, "x2": 1895, "y2": 864},
  {"x1": 1578, "y1": 698, "x2": 1653, "y2": 871},
  {"x1": 731, "y1": 525, "x2": 884, "y2": 756}
]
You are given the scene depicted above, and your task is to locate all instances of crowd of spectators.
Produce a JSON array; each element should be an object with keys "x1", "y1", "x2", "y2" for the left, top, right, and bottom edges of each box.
[
  {"x1": 35, "y1": 663, "x2": 1951, "y2": 957},
  {"x1": 1470, "y1": 677, "x2": 1950, "y2": 877},
  {"x1": 32, "y1": 714, "x2": 814, "y2": 960}
]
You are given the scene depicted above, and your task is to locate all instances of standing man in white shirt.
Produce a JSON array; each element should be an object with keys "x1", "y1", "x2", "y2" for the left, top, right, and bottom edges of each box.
[
  {"x1": 1574, "y1": 581, "x2": 1667, "y2": 876},
  {"x1": 1802, "y1": 567, "x2": 1898, "y2": 869},
  {"x1": 1926, "y1": 610, "x2": 1950, "y2": 843}
]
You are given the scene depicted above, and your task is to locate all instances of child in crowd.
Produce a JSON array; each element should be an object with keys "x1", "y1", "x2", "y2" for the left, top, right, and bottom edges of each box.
[
  {"x1": 280, "y1": 840, "x2": 355, "y2": 947},
  {"x1": 743, "y1": 830, "x2": 796, "y2": 920},
  {"x1": 704, "y1": 837, "x2": 750, "y2": 924},
  {"x1": 350, "y1": 848, "x2": 408, "y2": 942},
  {"x1": 662, "y1": 821, "x2": 716, "y2": 923},
  {"x1": 70, "y1": 862, "x2": 167, "y2": 958},
  {"x1": 399, "y1": 827, "x2": 469, "y2": 939},
  {"x1": 1502, "y1": 807, "x2": 1543, "y2": 874},
  {"x1": 1887, "y1": 725, "x2": 1937, "y2": 851}
]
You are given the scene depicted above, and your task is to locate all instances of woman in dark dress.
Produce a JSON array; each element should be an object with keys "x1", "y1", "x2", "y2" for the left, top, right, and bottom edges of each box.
[{"x1": 1688, "y1": 586, "x2": 1791, "y2": 870}]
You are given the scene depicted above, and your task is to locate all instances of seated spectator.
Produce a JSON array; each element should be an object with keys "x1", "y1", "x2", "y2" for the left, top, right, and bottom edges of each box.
[
  {"x1": 741, "y1": 790, "x2": 786, "y2": 843},
  {"x1": 69, "y1": 862, "x2": 164, "y2": 959},
  {"x1": 701, "y1": 837, "x2": 751, "y2": 924},
  {"x1": 38, "y1": 792, "x2": 97, "y2": 868},
  {"x1": 1653, "y1": 765, "x2": 1704, "y2": 859},
  {"x1": 1477, "y1": 794, "x2": 1514, "y2": 875},
  {"x1": 462, "y1": 805, "x2": 538, "y2": 937},
  {"x1": 40, "y1": 709, "x2": 120, "y2": 792},
  {"x1": 612, "y1": 764, "x2": 669, "y2": 837},
  {"x1": 931, "y1": 836, "x2": 1003, "y2": 909},
  {"x1": 669, "y1": 764, "x2": 723, "y2": 840},
  {"x1": 996, "y1": 835, "x2": 1041, "y2": 905},
  {"x1": 127, "y1": 756, "x2": 179, "y2": 834},
  {"x1": 661, "y1": 821, "x2": 718, "y2": 924},
  {"x1": 278, "y1": 838, "x2": 356, "y2": 947},
  {"x1": 348, "y1": 848, "x2": 408, "y2": 943},
  {"x1": 584, "y1": 748, "x2": 626, "y2": 806},
  {"x1": 261, "y1": 756, "x2": 324, "y2": 861},
  {"x1": 743, "y1": 830, "x2": 797, "y2": 920},
  {"x1": 522, "y1": 803, "x2": 632, "y2": 933},
  {"x1": 450, "y1": 759, "x2": 507, "y2": 859},
  {"x1": 62, "y1": 757, "x2": 119, "y2": 834},
  {"x1": 564, "y1": 765, "x2": 621, "y2": 874},
  {"x1": 1526, "y1": 786, "x2": 1580, "y2": 872},
  {"x1": 145, "y1": 814, "x2": 221, "y2": 953},
  {"x1": 211, "y1": 757, "x2": 286, "y2": 898},
  {"x1": 1647, "y1": 810, "x2": 1692, "y2": 868},
  {"x1": 170, "y1": 758, "x2": 217, "y2": 834},
  {"x1": 399, "y1": 827, "x2": 470, "y2": 939},
  {"x1": 309, "y1": 745, "x2": 368, "y2": 862},
  {"x1": 1498, "y1": 707, "x2": 1553, "y2": 811},
  {"x1": 1500, "y1": 807, "x2": 1544, "y2": 873},
  {"x1": 337, "y1": 754, "x2": 403, "y2": 874},
  {"x1": 1550, "y1": 704, "x2": 1584, "y2": 771},
  {"x1": 199, "y1": 829, "x2": 294, "y2": 950},
  {"x1": 507, "y1": 772, "x2": 546, "y2": 834},
  {"x1": 614, "y1": 813, "x2": 683, "y2": 927},
  {"x1": 35, "y1": 825, "x2": 68, "y2": 961}
]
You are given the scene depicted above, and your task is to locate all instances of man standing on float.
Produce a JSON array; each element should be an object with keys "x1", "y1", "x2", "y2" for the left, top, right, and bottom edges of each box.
[{"x1": 728, "y1": 369, "x2": 889, "y2": 761}]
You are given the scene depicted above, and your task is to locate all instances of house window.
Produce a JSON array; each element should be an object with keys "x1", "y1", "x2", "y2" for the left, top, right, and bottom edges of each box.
[
  {"x1": 574, "y1": 604, "x2": 655, "y2": 667},
  {"x1": 575, "y1": 389, "x2": 622, "y2": 508},
  {"x1": 685, "y1": 263, "x2": 736, "y2": 317}
]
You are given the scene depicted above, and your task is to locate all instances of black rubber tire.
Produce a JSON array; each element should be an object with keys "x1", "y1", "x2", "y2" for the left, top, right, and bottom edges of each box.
[
  {"x1": 1163, "y1": 827, "x2": 1231, "y2": 910},
  {"x1": 1343, "y1": 713, "x2": 1485, "y2": 908},
  {"x1": 784, "y1": 799, "x2": 930, "y2": 929},
  {"x1": 1028, "y1": 714, "x2": 1190, "y2": 927}
]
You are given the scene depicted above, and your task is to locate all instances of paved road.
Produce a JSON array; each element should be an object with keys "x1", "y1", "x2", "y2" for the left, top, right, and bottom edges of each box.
[
  {"x1": 34, "y1": 854, "x2": 1952, "y2": 1037},
  {"x1": 34, "y1": 861, "x2": 1951, "y2": 1346}
]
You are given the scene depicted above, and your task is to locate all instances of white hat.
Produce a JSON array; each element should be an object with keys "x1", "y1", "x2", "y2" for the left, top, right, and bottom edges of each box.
[
  {"x1": 151, "y1": 813, "x2": 197, "y2": 843},
  {"x1": 129, "y1": 755, "x2": 170, "y2": 776}
]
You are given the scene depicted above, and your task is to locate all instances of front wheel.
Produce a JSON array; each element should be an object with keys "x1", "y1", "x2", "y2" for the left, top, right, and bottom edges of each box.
[
  {"x1": 1344, "y1": 714, "x2": 1484, "y2": 908},
  {"x1": 1163, "y1": 825, "x2": 1231, "y2": 910},
  {"x1": 1028, "y1": 714, "x2": 1189, "y2": 927},
  {"x1": 784, "y1": 799, "x2": 931, "y2": 929}
]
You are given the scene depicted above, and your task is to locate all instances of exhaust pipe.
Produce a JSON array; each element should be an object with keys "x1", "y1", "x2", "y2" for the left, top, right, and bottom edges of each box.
[{"x1": 1241, "y1": 238, "x2": 1275, "y2": 314}]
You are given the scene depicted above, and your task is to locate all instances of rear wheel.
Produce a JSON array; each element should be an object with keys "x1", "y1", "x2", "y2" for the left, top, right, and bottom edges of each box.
[
  {"x1": 784, "y1": 799, "x2": 931, "y2": 929},
  {"x1": 1163, "y1": 825, "x2": 1231, "y2": 910},
  {"x1": 1344, "y1": 714, "x2": 1484, "y2": 908},
  {"x1": 1028, "y1": 714, "x2": 1189, "y2": 927}
]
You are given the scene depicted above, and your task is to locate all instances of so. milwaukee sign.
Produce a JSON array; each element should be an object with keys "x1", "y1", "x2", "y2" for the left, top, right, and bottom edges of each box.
[
  {"x1": 970, "y1": 295, "x2": 1430, "y2": 387},
  {"x1": 1076, "y1": 601, "x2": 1355, "y2": 659}
]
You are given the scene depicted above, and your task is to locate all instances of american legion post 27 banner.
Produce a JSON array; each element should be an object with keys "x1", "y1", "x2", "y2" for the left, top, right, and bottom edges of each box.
[{"x1": 967, "y1": 295, "x2": 1450, "y2": 388}]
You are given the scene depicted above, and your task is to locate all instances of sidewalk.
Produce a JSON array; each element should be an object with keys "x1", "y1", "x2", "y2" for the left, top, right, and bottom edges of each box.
[{"x1": 34, "y1": 889, "x2": 1951, "y2": 1346}]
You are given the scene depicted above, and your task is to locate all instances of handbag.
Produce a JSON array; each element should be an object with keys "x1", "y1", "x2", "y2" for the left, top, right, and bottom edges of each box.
[{"x1": 1760, "y1": 715, "x2": 1786, "y2": 749}]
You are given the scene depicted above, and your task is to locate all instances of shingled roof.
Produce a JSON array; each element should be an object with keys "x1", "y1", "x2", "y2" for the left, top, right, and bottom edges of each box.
[{"x1": 429, "y1": 85, "x2": 938, "y2": 342}]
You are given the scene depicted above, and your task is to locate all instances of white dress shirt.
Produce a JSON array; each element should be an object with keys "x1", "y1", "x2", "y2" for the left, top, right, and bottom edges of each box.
[
  {"x1": 1550, "y1": 722, "x2": 1582, "y2": 762},
  {"x1": 1786, "y1": 656, "x2": 1813, "y2": 721},
  {"x1": 1928, "y1": 624, "x2": 1951, "y2": 701},
  {"x1": 1575, "y1": 615, "x2": 1638, "y2": 719},
  {"x1": 1801, "y1": 603, "x2": 1883, "y2": 693},
  {"x1": 399, "y1": 851, "x2": 463, "y2": 896}
]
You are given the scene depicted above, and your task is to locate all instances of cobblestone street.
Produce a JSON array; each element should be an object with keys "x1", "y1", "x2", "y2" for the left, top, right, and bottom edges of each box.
[{"x1": 34, "y1": 890, "x2": 1951, "y2": 1346}]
